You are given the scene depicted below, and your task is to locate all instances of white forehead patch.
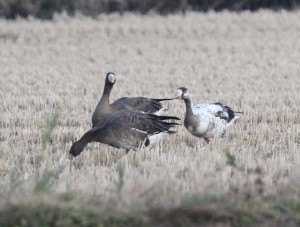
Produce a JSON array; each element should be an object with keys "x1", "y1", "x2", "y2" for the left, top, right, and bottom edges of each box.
[
  {"x1": 176, "y1": 88, "x2": 183, "y2": 96},
  {"x1": 107, "y1": 73, "x2": 115, "y2": 83}
]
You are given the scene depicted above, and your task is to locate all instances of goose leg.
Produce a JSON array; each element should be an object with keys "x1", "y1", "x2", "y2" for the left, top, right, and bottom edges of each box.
[{"x1": 204, "y1": 137, "x2": 211, "y2": 144}]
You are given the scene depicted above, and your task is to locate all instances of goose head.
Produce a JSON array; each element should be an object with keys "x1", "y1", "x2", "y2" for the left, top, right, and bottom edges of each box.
[
  {"x1": 69, "y1": 142, "x2": 83, "y2": 157},
  {"x1": 105, "y1": 72, "x2": 116, "y2": 85},
  {"x1": 172, "y1": 87, "x2": 191, "y2": 100}
]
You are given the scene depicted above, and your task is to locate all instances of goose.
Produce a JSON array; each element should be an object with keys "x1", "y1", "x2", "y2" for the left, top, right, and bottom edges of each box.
[
  {"x1": 70, "y1": 109, "x2": 180, "y2": 157},
  {"x1": 172, "y1": 87, "x2": 242, "y2": 144},
  {"x1": 91, "y1": 72, "x2": 172, "y2": 127}
]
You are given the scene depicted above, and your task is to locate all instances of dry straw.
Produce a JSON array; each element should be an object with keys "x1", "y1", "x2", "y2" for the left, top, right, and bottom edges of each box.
[{"x1": 0, "y1": 11, "x2": 300, "y2": 209}]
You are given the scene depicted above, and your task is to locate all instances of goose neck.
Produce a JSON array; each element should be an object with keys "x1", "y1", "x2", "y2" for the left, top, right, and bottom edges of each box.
[
  {"x1": 71, "y1": 128, "x2": 100, "y2": 157},
  {"x1": 184, "y1": 98, "x2": 193, "y2": 115},
  {"x1": 100, "y1": 83, "x2": 113, "y2": 106}
]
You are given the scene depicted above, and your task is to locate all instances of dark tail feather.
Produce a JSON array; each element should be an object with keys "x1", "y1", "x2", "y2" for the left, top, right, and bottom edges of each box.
[
  {"x1": 148, "y1": 114, "x2": 181, "y2": 121},
  {"x1": 152, "y1": 98, "x2": 173, "y2": 102},
  {"x1": 145, "y1": 113, "x2": 181, "y2": 135},
  {"x1": 162, "y1": 122, "x2": 181, "y2": 126},
  {"x1": 151, "y1": 120, "x2": 179, "y2": 131},
  {"x1": 213, "y1": 102, "x2": 244, "y2": 122}
]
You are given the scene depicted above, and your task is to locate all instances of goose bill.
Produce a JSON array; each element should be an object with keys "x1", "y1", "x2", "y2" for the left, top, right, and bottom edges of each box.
[{"x1": 172, "y1": 90, "x2": 182, "y2": 99}]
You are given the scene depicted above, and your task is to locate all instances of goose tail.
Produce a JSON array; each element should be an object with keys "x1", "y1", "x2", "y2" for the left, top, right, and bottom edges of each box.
[
  {"x1": 148, "y1": 114, "x2": 181, "y2": 121},
  {"x1": 227, "y1": 114, "x2": 242, "y2": 126},
  {"x1": 152, "y1": 98, "x2": 173, "y2": 102}
]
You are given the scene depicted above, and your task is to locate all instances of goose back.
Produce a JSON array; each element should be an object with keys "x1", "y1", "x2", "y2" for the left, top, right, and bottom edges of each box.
[
  {"x1": 186, "y1": 103, "x2": 240, "y2": 138},
  {"x1": 71, "y1": 109, "x2": 180, "y2": 157},
  {"x1": 92, "y1": 73, "x2": 172, "y2": 127},
  {"x1": 111, "y1": 97, "x2": 171, "y2": 114}
]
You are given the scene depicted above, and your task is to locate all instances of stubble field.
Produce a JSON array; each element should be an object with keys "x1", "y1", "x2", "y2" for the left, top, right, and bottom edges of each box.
[{"x1": 0, "y1": 11, "x2": 300, "y2": 226}]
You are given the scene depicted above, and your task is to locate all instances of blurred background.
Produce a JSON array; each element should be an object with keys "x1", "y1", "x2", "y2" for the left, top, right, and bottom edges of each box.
[{"x1": 1, "y1": 0, "x2": 300, "y2": 19}]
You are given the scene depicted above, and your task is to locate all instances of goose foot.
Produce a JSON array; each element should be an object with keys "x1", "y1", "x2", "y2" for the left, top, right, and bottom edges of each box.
[{"x1": 204, "y1": 138, "x2": 211, "y2": 144}]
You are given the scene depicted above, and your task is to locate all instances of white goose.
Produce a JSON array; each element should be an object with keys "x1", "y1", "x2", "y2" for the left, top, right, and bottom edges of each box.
[{"x1": 172, "y1": 87, "x2": 242, "y2": 144}]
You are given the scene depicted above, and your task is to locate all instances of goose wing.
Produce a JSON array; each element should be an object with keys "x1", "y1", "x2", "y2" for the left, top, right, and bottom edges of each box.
[
  {"x1": 105, "y1": 111, "x2": 179, "y2": 136},
  {"x1": 193, "y1": 103, "x2": 235, "y2": 123},
  {"x1": 92, "y1": 110, "x2": 180, "y2": 150},
  {"x1": 112, "y1": 97, "x2": 171, "y2": 114}
]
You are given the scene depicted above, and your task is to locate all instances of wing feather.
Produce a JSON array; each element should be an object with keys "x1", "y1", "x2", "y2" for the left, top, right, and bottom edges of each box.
[
  {"x1": 112, "y1": 97, "x2": 168, "y2": 114},
  {"x1": 193, "y1": 103, "x2": 235, "y2": 123}
]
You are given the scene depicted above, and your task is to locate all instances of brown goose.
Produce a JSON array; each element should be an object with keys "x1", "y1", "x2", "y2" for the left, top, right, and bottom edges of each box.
[
  {"x1": 91, "y1": 72, "x2": 172, "y2": 127},
  {"x1": 173, "y1": 87, "x2": 242, "y2": 144},
  {"x1": 70, "y1": 109, "x2": 180, "y2": 157}
]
